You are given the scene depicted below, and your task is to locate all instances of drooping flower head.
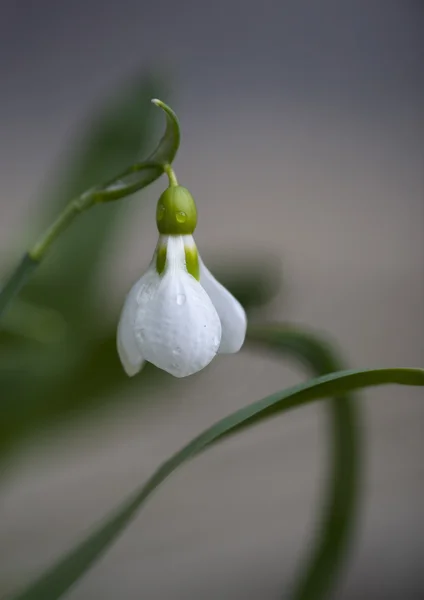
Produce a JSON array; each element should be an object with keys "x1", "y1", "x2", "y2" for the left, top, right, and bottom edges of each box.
[{"x1": 117, "y1": 169, "x2": 246, "y2": 377}]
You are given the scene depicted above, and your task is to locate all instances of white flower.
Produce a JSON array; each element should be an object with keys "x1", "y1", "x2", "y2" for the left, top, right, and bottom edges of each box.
[{"x1": 117, "y1": 234, "x2": 247, "y2": 378}]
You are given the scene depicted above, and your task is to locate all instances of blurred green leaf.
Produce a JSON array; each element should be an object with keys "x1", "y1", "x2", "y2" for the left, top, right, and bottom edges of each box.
[
  {"x1": 0, "y1": 73, "x2": 169, "y2": 458},
  {"x1": 0, "y1": 330, "x2": 173, "y2": 458},
  {"x1": 247, "y1": 324, "x2": 359, "y2": 600},
  {"x1": 205, "y1": 252, "x2": 282, "y2": 312},
  {"x1": 11, "y1": 367, "x2": 424, "y2": 600},
  {"x1": 1, "y1": 298, "x2": 67, "y2": 343},
  {"x1": 247, "y1": 324, "x2": 343, "y2": 372}
]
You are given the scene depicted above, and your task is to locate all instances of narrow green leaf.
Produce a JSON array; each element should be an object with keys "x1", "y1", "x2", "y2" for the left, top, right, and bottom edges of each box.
[
  {"x1": 0, "y1": 333, "x2": 167, "y2": 458},
  {"x1": 147, "y1": 99, "x2": 180, "y2": 164},
  {"x1": 97, "y1": 99, "x2": 181, "y2": 201},
  {"x1": 205, "y1": 253, "x2": 282, "y2": 312},
  {"x1": 247, "y1": 324, "x2": 359, "y2": 600},
  {"x1": 11, "y1": 368, "x2": 424, "y2": 600}
]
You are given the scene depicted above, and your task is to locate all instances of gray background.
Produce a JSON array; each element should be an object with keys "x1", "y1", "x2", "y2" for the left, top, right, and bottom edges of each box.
[{"x1": 0, "y1": 1, "x2": 423, "y2": 598}]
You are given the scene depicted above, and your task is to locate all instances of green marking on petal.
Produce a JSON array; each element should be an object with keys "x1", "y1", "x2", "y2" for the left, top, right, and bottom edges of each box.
[
  {"x1": 156, "y1": 244, "x2": 167, "y2": 274},
  {"x1": 156, "y1": 186, "x2": 197, "y2": 235},
  {"x1": 185, "y1": 245, "x2": 200, "y2": 280}
]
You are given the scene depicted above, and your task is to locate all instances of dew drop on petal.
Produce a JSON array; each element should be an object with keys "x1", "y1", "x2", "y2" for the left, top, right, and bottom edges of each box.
[
  {"x1": 172, "y1": 347, "x2": 182, "y2": 356},
  {"x1": 136, "y1": 329, "x2": 146, "y2": 342},
  {"x1": 176, "y1": 293, "x2": 186, "y2": 305},
  {"x1": 176, "y1": 211, "x2": 187, "y2": 223}
]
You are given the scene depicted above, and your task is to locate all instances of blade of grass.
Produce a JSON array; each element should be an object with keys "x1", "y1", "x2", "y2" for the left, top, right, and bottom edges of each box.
[{"x1": 10, "y1": 367, "x2": 424, "y2": 600}]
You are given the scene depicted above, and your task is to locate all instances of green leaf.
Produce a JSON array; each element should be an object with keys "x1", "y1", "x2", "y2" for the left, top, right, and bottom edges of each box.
[
  {"x1": 1, "y1": 297, "x2": 67, "y2": 343},
  {"x1": 147, "y1": 99, "x2": 180, "y2": 165},
  {"x1": 11, "y1": 368, "x2": 424, "y2": 600},
  {"x1": 247, "y1": 324, "x2": 359, "y2": 600},
  {"x1": 247, "y1": 324, "x2": 344, "y2": 373},
  {"x1": 0, "y1": 331, "x2": 172, "y2": 459},
  {"x1": 204, "y1": 252, "x2": 282, "y2": 312},
  {"x1": 95, "y1": 98, "x2": 181, "y2": 202}
]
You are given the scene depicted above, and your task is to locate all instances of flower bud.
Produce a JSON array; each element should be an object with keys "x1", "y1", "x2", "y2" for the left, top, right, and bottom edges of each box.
[{"x1": 156, "y1": 185, "x2": 197, "y2": 235}]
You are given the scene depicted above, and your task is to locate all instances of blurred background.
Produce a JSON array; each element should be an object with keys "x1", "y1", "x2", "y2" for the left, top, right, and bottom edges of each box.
[{"x1": 0, "y1": 1, "x2": 423, "y2": 598}]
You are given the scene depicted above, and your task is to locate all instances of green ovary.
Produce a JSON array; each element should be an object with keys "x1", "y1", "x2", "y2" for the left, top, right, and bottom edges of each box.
[{"x1": 156, "y1": 185, "x2": 197, "y2": 235}]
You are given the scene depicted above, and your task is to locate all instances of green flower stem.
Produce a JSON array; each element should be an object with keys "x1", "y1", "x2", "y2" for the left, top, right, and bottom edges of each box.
[
  {"x1": 0, "y1": 98, "x2": 181, "y2": 321},
  {"x1": 0, "y1": 162, "x2": 165, "y2": 320},
  {"x1": 0, "y1": 191, "x2": 97, "y2": 318},
  {"x1": 0, "y1": 181, "x2": 130, "y2": 318},
  {"x1": 0, "y1": 168, "x2": 159, "y2": 320},
  {"x1": 0, "y1": 166, "x2": 159, "y2": 320},
  {"x1": 0, "y1": 254, "x2": 39, "y2": 317},
  {"x1": 29, "y1": 193, "x2": 95, "y2": 262},
  {"x1": 164, "y1": 164, "x2": 178, "y2": 187}
]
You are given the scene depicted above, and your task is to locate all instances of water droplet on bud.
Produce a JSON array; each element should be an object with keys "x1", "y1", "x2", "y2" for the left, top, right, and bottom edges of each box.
[{"x1": 157, "y1": 204, "x2": 166, "y2": 220}]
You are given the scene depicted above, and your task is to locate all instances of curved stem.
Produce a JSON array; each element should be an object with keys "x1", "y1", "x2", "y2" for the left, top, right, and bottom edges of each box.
[
  {"x1": 29, "y1": 192, "x2": 95, "y2": 262},
  {"x1": 0, "y1": 162, "x2": 170, "y2": 320},
  {"x1": 0, "y1": 191, "x2": 95, "y2": 320},
  {"x1": 0, "y1": 97, "x2": 181, "y2": 321},
  {"x1": 0, "y1": 254, "x2": 39, "y2": 317},
  {"x1": 163, "y1": 164, "x2": 178, "y2": 187}
]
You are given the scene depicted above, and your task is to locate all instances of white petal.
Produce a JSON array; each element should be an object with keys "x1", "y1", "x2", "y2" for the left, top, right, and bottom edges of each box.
[
  {"x1": 199, "y1": 256, "x2": 247, "y2": 354},
  {"x1": 117, "y1": 265, "x2": 160, "y2": 376},
  {"x1": 134, "y1": 236, "x2": 222, "y2": 377}
]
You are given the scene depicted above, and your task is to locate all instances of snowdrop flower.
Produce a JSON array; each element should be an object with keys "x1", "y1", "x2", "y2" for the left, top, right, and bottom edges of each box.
[{"x1": 117, "y1": 175, "x2": 247, "y2": 378}]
